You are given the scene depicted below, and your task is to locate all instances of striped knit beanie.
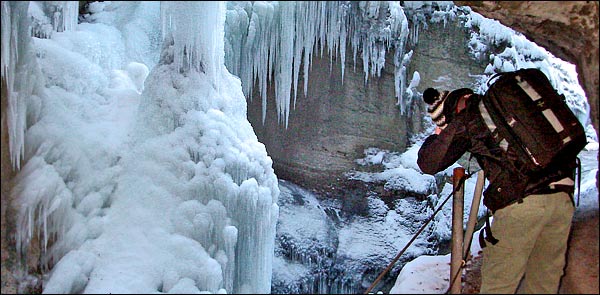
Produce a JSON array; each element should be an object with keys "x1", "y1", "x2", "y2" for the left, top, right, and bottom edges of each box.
[{"x1": 423, "y1": 88, "x2": 450, "y2": 129}]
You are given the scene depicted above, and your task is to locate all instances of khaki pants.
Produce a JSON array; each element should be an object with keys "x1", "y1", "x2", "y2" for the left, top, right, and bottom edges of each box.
[{"x1": 480, "y1": 192, "x2": 574, "y2": 294}]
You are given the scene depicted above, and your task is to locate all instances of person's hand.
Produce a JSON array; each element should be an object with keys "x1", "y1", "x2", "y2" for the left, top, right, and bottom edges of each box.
[{"x1": 434, "y1": 127, "x2": 442, "y2": 135}]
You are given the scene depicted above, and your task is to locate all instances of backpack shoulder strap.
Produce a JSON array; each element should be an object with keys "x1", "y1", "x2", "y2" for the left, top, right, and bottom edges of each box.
[
  {"x1": 576, "y1": 157, "x2": 582, "y2": 206},
  {"x1": 486, "y1": 72, "x2": 504, "y2": 87},
  {"x1": 478, "y1": 210, "x2": 499, "y2": 248}
]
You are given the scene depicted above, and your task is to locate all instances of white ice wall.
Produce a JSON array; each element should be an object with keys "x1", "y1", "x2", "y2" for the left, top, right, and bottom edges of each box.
[{"x1": 7, "y1": 1, "x2": 280, "y2": 294}]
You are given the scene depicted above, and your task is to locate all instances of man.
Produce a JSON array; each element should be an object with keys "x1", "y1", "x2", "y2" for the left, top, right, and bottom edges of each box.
[{"x1": 417, "y1": 87, "x2": 576, "y2": 294}]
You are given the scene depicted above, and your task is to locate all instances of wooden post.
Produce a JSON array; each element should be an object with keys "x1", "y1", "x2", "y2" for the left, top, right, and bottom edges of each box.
[
  {"x1": 464, "y1": 170, "x2": 485, "y2": 258},
  {"x1": 450, "y1": 167, "x2": 465, "y2": 294}
]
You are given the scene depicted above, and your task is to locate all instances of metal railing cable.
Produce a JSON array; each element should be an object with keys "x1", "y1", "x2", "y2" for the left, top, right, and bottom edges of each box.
[{"x1": 363, "y1": 171, "x2": 476, "y2": 294}]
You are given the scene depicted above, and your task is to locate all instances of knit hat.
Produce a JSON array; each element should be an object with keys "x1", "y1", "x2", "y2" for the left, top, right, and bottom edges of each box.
[{"x1": 423, "y1": 87, "x2": 450, "y2": 129}]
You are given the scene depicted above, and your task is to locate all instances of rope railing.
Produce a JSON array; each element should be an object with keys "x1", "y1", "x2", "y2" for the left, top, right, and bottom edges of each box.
[{"x1": 363, "y1": 168, "x2": 480, "y2": 294}]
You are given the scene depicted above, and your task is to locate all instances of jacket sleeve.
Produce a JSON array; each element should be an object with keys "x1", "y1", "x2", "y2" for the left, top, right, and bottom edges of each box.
[{"x1": 417, "y1": 119, "x2": 470, "y2": 175}]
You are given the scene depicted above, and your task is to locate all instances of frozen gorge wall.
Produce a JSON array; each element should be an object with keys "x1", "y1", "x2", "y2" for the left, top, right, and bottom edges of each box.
[
  {"x1": 226, "y1": 2, "x2": 487, "y2": 191},
  {"x1": 225, "y1": 1, "x2": 591, "y2": 193}
]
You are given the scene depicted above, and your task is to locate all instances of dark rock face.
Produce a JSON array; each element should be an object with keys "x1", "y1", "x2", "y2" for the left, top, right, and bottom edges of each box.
[
  {"x1": 247, "y1": 14, "x2": 486, "y2": 192},
  {"x1": 409, "y1": 19, "x2": 488, "y2": 94},
  {"x1": 247, "y1": 49, "x2": 407, "y2": 191}
]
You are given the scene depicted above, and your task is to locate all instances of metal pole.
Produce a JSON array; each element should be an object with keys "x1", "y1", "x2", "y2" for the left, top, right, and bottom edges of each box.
[
  {"x1": 450, "y1": 167, "x2": 465, "y2": 294},
  {"x1": 463, "y1": 170, "x2": 485, "y2": 258}
]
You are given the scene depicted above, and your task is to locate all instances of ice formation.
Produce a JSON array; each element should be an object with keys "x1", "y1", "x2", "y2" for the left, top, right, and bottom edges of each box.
[
  {"x1": 6, "y1": 1, "x2": 279, "y2": 294},
  {"x1": 224, "y1": 1, "x2": 415, "y2": 128},
  {"x1": 2, "y1": 1, "x2": 45, "y2": 171}
]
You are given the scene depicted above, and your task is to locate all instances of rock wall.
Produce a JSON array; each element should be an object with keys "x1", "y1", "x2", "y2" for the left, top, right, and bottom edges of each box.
[
  {"x1": 408, "y1": 18, "x2": 487, "y2": 93},
  {"x1": 247, "y1": 50, "x2": 407, "y2": 192},
  {"x1": 247, "y1": 16, "x2": 486, "y2": 192}
]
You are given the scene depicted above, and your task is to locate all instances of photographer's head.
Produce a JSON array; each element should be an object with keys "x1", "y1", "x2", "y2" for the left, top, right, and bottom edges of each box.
[
  {"x1": 423, "y1": 87, "x2": 450, "y2": 129},
  {"x1": 423, "y1": 88, "x2": 444, "y2": 105}
]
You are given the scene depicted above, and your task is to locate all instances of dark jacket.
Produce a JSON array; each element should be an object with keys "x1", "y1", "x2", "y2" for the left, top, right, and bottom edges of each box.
[{"x1": 417, "y1": 94, "x2": 575, "y2": 212}]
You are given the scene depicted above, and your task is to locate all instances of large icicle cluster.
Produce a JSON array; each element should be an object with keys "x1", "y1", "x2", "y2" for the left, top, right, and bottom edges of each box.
[
  {"x1": 160, "y1": 2, "x2": 225, "y2": 90},
  {"x1": 5, "y1": 0, "x2": 125, "y2": 287},
  {"x1": 224, "y1": 1, "x2": 412, "y2": 127},
  {"x1": 2, "y1": 2, "x2": 76, "y2": 275},
  {"x1": 29, "y1": 1, "x2": 78, "y2": 38},
  {"x1": 1, "y1": 1, "x2": 78, "y2": 171},
  {"x1": 2, "y1": 2, "x2": 38, "y2": 171}
]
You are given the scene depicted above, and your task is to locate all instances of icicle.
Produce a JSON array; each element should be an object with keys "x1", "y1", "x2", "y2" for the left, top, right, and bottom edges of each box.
[
  {"x1": 13, "y1": 156, "x2": 75, "y2": 274},
  {"x1": 339, "y1": 3, "x2": 349, "y2": 84},
  {"x1": 292, "y1": 2, "x2": 304, "y2": 110},
  {"x1": 161, "y1": 1, "x2": 225, "y2": 89},
  {"x1": 274, "y1": 1, "x2": 295, "y2": 128},
  {"x1": 222, "y1": 225, "x2": 238, "y2": 292},
  {"x1": 35, "y1": 1, "x2": 80, "y2": 34},
  {"x1": 397, "y1": 50, "x2": 414, "y2": 114},
  {"x1": 56, "y1": 1, "x2": 79, "y2": 32}
]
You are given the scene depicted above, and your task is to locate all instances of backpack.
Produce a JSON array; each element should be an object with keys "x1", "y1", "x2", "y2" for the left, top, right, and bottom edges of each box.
[{"x1": 478, "y1": 68, "x2": 587, "y2": 176}]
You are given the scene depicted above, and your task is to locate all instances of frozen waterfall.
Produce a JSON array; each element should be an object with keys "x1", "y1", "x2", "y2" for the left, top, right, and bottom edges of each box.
[{"x1": 5, "y1": 1, "x2": 279, "y2": 293}]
